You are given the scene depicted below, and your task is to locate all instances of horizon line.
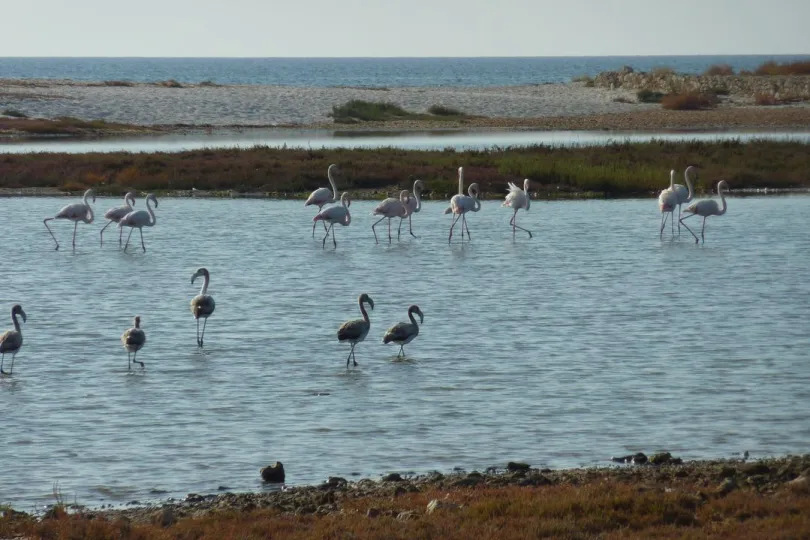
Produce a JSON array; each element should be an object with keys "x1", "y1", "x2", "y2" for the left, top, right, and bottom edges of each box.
[{"x1": 1, "y1": 54, "x2": 809, "y2": 60}]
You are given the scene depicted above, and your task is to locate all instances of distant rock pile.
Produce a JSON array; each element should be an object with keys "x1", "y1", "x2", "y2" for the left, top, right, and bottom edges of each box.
[{"x1": 593, "y1": 68, "x2": 810, "y2": 100}]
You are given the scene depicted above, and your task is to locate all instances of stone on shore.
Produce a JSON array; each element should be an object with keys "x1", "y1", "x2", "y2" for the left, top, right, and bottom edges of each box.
[{"x1": 507, "y1": 461, "x2": 531, "y2": 471}]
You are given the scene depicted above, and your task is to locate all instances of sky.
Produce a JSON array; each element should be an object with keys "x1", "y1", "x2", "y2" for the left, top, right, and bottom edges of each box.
[{"x1": 3, "y1": 0, "x2": 809, "y2": 57}]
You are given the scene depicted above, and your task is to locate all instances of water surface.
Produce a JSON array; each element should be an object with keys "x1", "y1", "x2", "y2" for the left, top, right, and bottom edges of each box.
[{"x1": 1, "y1": 196, "x2": 809, "y2": 510}]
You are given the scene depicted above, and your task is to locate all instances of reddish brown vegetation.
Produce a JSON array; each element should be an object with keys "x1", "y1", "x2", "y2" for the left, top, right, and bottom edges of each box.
[
  {"x1": 2, "y1": 480, "x2": 809, "y2": 539},
  {"x1": 661, "y1": 93, "x2": 716, "y2": 111},
  {"x1": 704, "y1": 64, "x2": 735, "y2": 76},
  {"x1": 754, "y1": 60, "x2": 810, "y2": 76}
]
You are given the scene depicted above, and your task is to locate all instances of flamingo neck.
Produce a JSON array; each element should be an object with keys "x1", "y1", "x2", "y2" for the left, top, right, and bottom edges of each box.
[
  {"x1": 458, "y1": 170, "x2": 463, "y2": 194},
  {"x1": 200, "y1": 272, "x2": 210, "y2": 296},
  {"x1": 147, "y1": 198, "x2": 157, "y2": 226},
  {"x1": 717, "y1": 184, "x2": 727, "y2": 215},
  {"x1": 328, "y1": 168, "x2": 338, "y2": 201},
  {"x1": 126, "y1": 194, "x2": 135, "y2": 209},
  {"x1": 413, "y1": 183, "x2": 422, "y2": 213},
  {"x1": 407, "y1": 309, "x2": 418, "y2": 326},
  {"x1": 359, "y1": 299, "x2": 370, "y2": 322},
  {"x1": 524, "y1": 181, "x2": 531, "y2": 211},
  {"x1": 12, "y1": 312, "x2": 21, "y2": 333},
  {"x1": 85, "y1": 203, "x2": 94, "y2": 224},
  {"x1": 684, "y1": 168, "x2": 695, "y2": 202},
  {"x1": 669, "y1": 170, "x2": 675, "y2": 189}
]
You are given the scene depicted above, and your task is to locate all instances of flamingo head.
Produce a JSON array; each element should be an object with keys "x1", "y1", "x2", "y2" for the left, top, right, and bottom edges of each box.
[
  {"x1": 191, "y1": 267, "x2": 209, "y2": 284},
  {"x1": 409, "y1": 305, "x2": 424, "y2": 324},
  {"x1": 11, "y1": 304, "x2": 26, "y2": 323},
  {"x1": 134, "y1": 315, "x2": 141, "y2": 328},
  {"x1": 359, "y1": 293, "x2": 374, "y2": 311}
]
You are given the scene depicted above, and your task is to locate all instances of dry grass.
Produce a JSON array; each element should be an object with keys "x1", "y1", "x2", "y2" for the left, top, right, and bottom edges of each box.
[
  {"x1": 0, "y1": 116, "x2": 151, "y2": 136},
  {"x1": 2, "y1": 481, "x2": 809, "y2": 539},
  {"x1": 661, "y1": 93, "x2": 716, "y2": 111},
  {"x1": 704, "y1": 63, "x2": 735, "y2": 76},
  {"x1": 0, "y1": 139, "x2": 808, "y2": 198},
  {"x1": 754, "y1": 60, "x2": 810, "y2": 76},
  {"x1": 103, "y1": 80, "x2": 135, "y2": 87},
  {"x1": 755, "y1": 93, "x2": 781, "y2": 106}
]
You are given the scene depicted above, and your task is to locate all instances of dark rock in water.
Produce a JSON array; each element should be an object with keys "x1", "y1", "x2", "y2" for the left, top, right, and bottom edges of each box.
[
  {"x1": 185, "y1": 493, "x2": 205, "y2": 503},
  {"x1": 260, "y1": 461, "x2": 286, "y2": 483},
  {"x1": 382, "y1": 473, "x2": 403, "y2": 482},
  {"x1": 325, "y1": 476, "x2": 347, "y2": 488},
  {"x1": 507, "y1": 461, "x2": 531, "y2": 471},
  {"x1": 540, "y1": 468, "x2": 552, "y2": 473},
  {"x1": 649, "y1": 452, "x2": 672, "y2": 465},
  {"x1": 611, "y1": 452, "x2": 648, "y2": 464},
  {"x1": 217, "y1": 486, "x2": 232, "y2": 491},
  {"x1": 741, "y1": 462, "x2": 770, "y2": 475}
]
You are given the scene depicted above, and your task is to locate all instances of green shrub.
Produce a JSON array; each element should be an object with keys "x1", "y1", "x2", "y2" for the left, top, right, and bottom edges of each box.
[
  {"x1": 2, "y1": 108, "x2": 27, "y2": 118},
  {"x1": 637, "y1": 89, "x2": 664, "y2": 103},
  {"x1": 428, "y1": 104, "x2": 464, "y2": 116},
  {"x1": 329, "y1": 100, "x2": 413, "y2": 122}
]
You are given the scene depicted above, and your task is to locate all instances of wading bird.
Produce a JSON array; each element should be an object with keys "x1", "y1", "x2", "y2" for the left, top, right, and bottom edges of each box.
[
  {"x1": 337, "y1": 293, "x2": 374, "y2": 367},
  {"x1": 190, "y1": 267, "x2": 216, "y2": 347},
  {"x1": 383, "y1": 305, "x2": 424, "y2": 357},
  {"x1": 121, "y1": 316, "x2": 146, "y2": 370},
  {"x1": 305, "y1": 164, "x2": 339, "y2": 237},
  {"x1": 43, "y1": 189, "x2": 95, "y2": 250},
  {"x1": 444, "y1": 167, "x2": 480, "y2": 242},
  {"x1": 313, "y1": 192, "x2": 351, "y2": 249},
  {"x1": 119, "y1": 193, "x2": 158, "y2": 252},
  {"x1": 0, "y1": 305, "x2": 27, "y2": 376},
  {"x1": 502, "y1": 178, "x2": 532, "y2": 238},
  {"x1": 399, "y1": 179, "x2": 424, "y2": 238},
  {"x1": 658, "y1": 171, "x2": 678, "y2": 237},
  {"x1": 673, "y1": 165, "x2": 697, "y2": 225},
  {"x1": 680, "y1": 180, "x2": 728, "y2": 244},
  {"x1": 100, "y1": 191, "x2": 137, "y2": 247},
  {"x1": 372, "y1": 190, "x2": 410, "y2": 244}
]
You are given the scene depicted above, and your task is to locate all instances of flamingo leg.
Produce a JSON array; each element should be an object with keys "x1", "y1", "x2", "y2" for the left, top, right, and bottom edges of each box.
[
  {"x1": 43, "y1": 218, "x2": 60, "y2": 250},
  {"x1": 132, "y1": 350, "x2": 144, "y2": 369},
  {"x1": 700, "y1": 216, "x2": 707, "y2": 243},
  {"x1": 448, "y1": 213, "x2": 461, "y2": 243},
  {"x1": 99, "y1": 220, "x2": 113, "y2": 246},
  {"x1": 670, "y1": 211, "x2": 674, "y2": 235},
  {"x1": 119, "y1": 225, "x2": 124, "y2": 246},
  {"x1": 398, "y1": 217, "x2": 403, "y2": 239},
  {"x1": 196, "y1": 318, "x2": 201, "y2": 346},
  {"x1": 398, "y1": 345, "x2": 405, "y2": 357},
  {"x1": 677, "y1": 204, "x2": 682, "y2": 234},
  {"x1": 0, "y1": 353, "x2": 5, "y2": 374},
  {"x1": 346, "y1": 344, "x2": 355, "y2": 367},
  {"x1": 679, "y1": 214, "x2": 699, "y2": 243},
  {"x1": 371, "y1": 216, "x2": 387, "y2": 244},
  {"x1": 462, "y1": 214, "x2": 471, "y2": 240},
  {"x1": 352, "y1": 346, "x2": 358, "y2": 367},
  {"x1": 200, "y1": 318, "x2": 208, "y2": 347},
  {"x1": 71, "y1": 221, "x2": 78, "y2": 250},
  {"x1": 139, "y1": 228, "x2": 146, "y2": 252},
  {"x1": 127, "y1": 351, "x2": 131, "y2": 371},
  {"x1": 388, "y1": 218, "x2": 392, "y2": 244},
  {"x1": 322, "y1": 223, "x2": 334, "y2": 249},
  {"x1": 408, "y1": 214, "x2": 417, "y2": 238},
  {"x1": 659, "y1": 213, "x2": 667, "y2": 237},
  {"x1": 332, "y1": 225, "x2": 338, "y2": 249},
  {"x1": 511, "y1": 210, "x2": 532, "y2": 238},
  {"x1": 124, "y1": 228, "x2": 134, "y2": 251}
]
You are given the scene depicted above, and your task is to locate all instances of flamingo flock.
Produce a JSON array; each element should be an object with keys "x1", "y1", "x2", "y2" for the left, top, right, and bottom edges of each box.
[{"x1": 2, "y1": 162, "x2": 728, "y2": 376}]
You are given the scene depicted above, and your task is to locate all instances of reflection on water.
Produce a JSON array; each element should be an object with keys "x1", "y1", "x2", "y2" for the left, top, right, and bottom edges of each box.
[
  {"x1": 0, "y1": 196, "x2": 809, "y2": 509},
  {"x1": 1, "y1": 129, "x2": 809, "y2": 154}
]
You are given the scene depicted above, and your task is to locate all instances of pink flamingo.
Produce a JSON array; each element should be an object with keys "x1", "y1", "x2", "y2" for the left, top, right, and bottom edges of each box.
[
  {"x1": 313, "y1": 192, "x2": 351, "y2": 249},
  {"x1": 372, "y1": 190, "x2": 410, "y2": 244},
  {"x1": 43, "y1": 189, "x2": 96, "y2": 250}
]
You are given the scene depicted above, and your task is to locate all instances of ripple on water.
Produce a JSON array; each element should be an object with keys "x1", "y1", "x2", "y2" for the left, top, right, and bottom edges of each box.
[{"x1": 0, "y1": 197, "x2": 809, "y2": 508}]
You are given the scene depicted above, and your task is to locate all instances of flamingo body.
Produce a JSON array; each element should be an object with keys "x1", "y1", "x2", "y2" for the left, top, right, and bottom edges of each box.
[
  {"x1": 680, "y1": 180, "x2": 729, "y2": 243},
  {"x1": 383, "y1": 305, "x2": 423, "y2": 357},
  {"x1": 305, "y1": 164, "x2": 339, "y2": 237},
  {"x1": 100, "y1": 191, "x2": 137, "y2": 246},
  {"x1": 445, "y1": 167, "x2": 480, "y2": 242},
  {"x1": 119, "y1": 193, "x2": 158, "y2": 252},
  {"x1": 314, "y1": 192, "x2": 351, "y2": 249},
  {"x1": 43, "y1": 189, "x2": 95, "y2": 250},
  {"x1": 0, "y1": 305, "x2": 26, "y2": 375},
  {"x1": 372, "y1": 190, "x2": 410, "y2": 244},
  {"x1": 399, "y1": 179, "x2": 424, "y2": 238},
  {"x1": 502, "y1": 178, "x2": 532, "y2": 238}
]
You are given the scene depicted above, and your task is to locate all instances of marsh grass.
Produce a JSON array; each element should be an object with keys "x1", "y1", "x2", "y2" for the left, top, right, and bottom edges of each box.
[
  {"x1": 704, "y1": 64, "x2": 735, "y2": 76},
  {"x1": 0, "y1": 116, "x2": 145, "y2": 136},
  {"x1": 428, "y1": 104, "x2": 465, "y2": 116},
  {"x1": 2, "y1": 481, "x2": 809, "y2": 539},
  {"x1": 1, "y1": 108, "x2": 27, "y2": 118},
  {"x1": 158, "y1": 79, "x2": 184, "y2": 88},
  {"x1": 329, "y1": 100, "x2": 469, "y2": 123},
  {"x1": 754, "y1": 60, "x2": 810, "y2": 76},
  {"x1": 661, "y1": 93, "x2": 716, "y2": 110},
  {"x1": 0, "y1": 140, "x2": 808, "y2": 198},
  {"x1": 103, "y1": 80, "x2": 135, "y2": 87}
]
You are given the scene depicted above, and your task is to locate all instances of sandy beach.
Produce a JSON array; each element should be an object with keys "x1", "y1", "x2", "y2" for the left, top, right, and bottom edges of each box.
[{"x1": 4, "y1": 78, "x2": 810, "y2": 132}]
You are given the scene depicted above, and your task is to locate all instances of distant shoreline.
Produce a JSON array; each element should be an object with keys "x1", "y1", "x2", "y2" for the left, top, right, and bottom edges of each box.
[{"x1": 3, "y1": 77, "x2": 810, "y2": 138}]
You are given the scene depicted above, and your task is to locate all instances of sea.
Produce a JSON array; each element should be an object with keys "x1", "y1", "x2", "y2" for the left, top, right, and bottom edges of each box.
[{"x1": 1, "y1": 55, "x2": 808, "y2": 87}]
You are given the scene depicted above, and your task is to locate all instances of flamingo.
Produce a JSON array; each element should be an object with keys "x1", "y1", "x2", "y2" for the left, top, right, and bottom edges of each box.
[
  {"x1": 305, "y1": 164, "x2": 339, "y2": 237},
  {"x1": 337, "y1": 293, "x2": 374, "y2": 367},
  {"x1": 502, "y1": 178, "x2": 532, "y2": 238},
  {"x1": 444, "y1": 167, "x2": 480, "y2": 243},
  {"x1": 658, "y1": 170, "x2": 678, "y2": 237},
  {"x1": 372, "y1": 190, "x2": 410, "y2": 244},
  {"x1": 0, "y1": 304, "x2": 27, "y2": 376},
  {"x1": 118, "y1": 193, "x2": 158, "y2": 252},
  {"x1": 679, "y1": 180, "x2": 729, "y2": 244},
  {"x1": 399, "y1": 179, "x2": 424, "y2": 238},
  {"x1": 100, "y1": 191, "x2": 137, "y2": 247},
  {"x1": 43, "y1": 189, "x2": 95, "y2": 250},
  {"x1": 190, "y1": 267, "x2": 216, "y2": 347},
  {"x1": 313, "y1": 192, "x2": 351, "y2": 249},
  {"x1": 673, "y1": 165, "x2": 697, "y2": 224},
  {"x1": 121, "y1": 315, "x2": 146, "y2": 369},
  {"x1": 383, "y1": 305, "x2": 424, "y2": 358}
]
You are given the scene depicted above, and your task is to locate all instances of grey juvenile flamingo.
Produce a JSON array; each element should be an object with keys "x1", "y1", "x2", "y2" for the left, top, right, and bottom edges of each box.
[
  {"x1": 383, "y1": 305, "x2": 424, "y2": 357},
  {"x1": 0, "y1": 304, "x2": 27, "y2": 375},
  {"x1": 121, "y1": 316, "x2": 146, "y2": 370},
  {"x1": 190, "y1": 267, "x2": 216, "y2": 347},
  {"x1": 337, "y1": 293, "x2": 374, "y2": 367}
]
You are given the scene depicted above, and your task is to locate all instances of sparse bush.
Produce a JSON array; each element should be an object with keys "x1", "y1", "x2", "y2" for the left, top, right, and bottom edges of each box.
[
  {"x1": 661, "y1": 93, "x2": 715, "y2": 110},
  {"x1": 572, "y1": 75, "x2": 594, "y2": 85},
  {"x1": 103, "y1": 80, "x2": 134, "y2": 87},
  {"x1": 2, "y1": 108, "x2": 27, "y2": 118},
  {"x1": 159, "y1": 79, "x2": 184, "y2": 88},
  {"x1": 637, "y1": 89, "x2": 665, "y2": 103},
  {"x1": 704, "y1": 64, "x2": 735, "y2": 76},
  {"x1": 653, "y1": 66, "x2": 675, "y2": 75},
  {"x1": 708, "y1": 87, "x2": 730, "y2": 96},
  {"x1": 754, "y1": 60, "x2": 810, "y2": 76},
  {"x1": 755, "y1": 93, "x2": 781, "y2": 106},
  {"x1": 428, "y1": 104, "x2": 464, "y2": 116},
  {"x1": 328, "y1": 100, "x2": 413, "y2": 122},
  {"x1": 612, "y1": 97, "x2": 634, "y2": 104},
  {"x1": 199, "y1": 80, "x2": 220, "y2": 87}
]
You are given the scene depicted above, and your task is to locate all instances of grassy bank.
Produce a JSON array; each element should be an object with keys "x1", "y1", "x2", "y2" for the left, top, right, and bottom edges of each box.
[
  {"x1": 1, "y1": 140, "x2": 808, "y2": 200},
  {"x1": 2, "y1": 456, "x2": 809, "y2": 539}
]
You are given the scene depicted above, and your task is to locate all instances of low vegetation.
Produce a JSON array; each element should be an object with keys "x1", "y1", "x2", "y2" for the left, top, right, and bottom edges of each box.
[
  {"x1": 0, "y1": 140, "x2": 808, "y2": 198},
  {"x1": 636, "y1": 89, "x2": 664, "y2": 103},
  {"x1": 1, "y1": 108, "x2": 27, "y2": 118},
  {"x1": 661, "y1": 93, "x2": 716, "y2": 110},
  {"x1": 0, "y1": 116, "x2": 152, "y2": 136},
  {"x1": 158, "y1": 79, "x2": 184, "y2": 88},
  {"x1": 703, "y1": 63, "x2": 735, "y2": 76},
  {"x1": 753, "y1": 60, "x2": 810, "y2": 76},
  {"x1": 755, "y1": 93, "x2": 781, "y2": 106},
  {"x1": 103, "y1": 80, "x2": 135, "y2": 87},
  {"x1": 652, "y1": 66, "x2": 675, "y2": 75},
  {"x1": 329, "y1": 100, "x2": 468, "y2": 123},
  {"x1": 571, "y1": 74, "x2": 595, "y2": 86}
]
